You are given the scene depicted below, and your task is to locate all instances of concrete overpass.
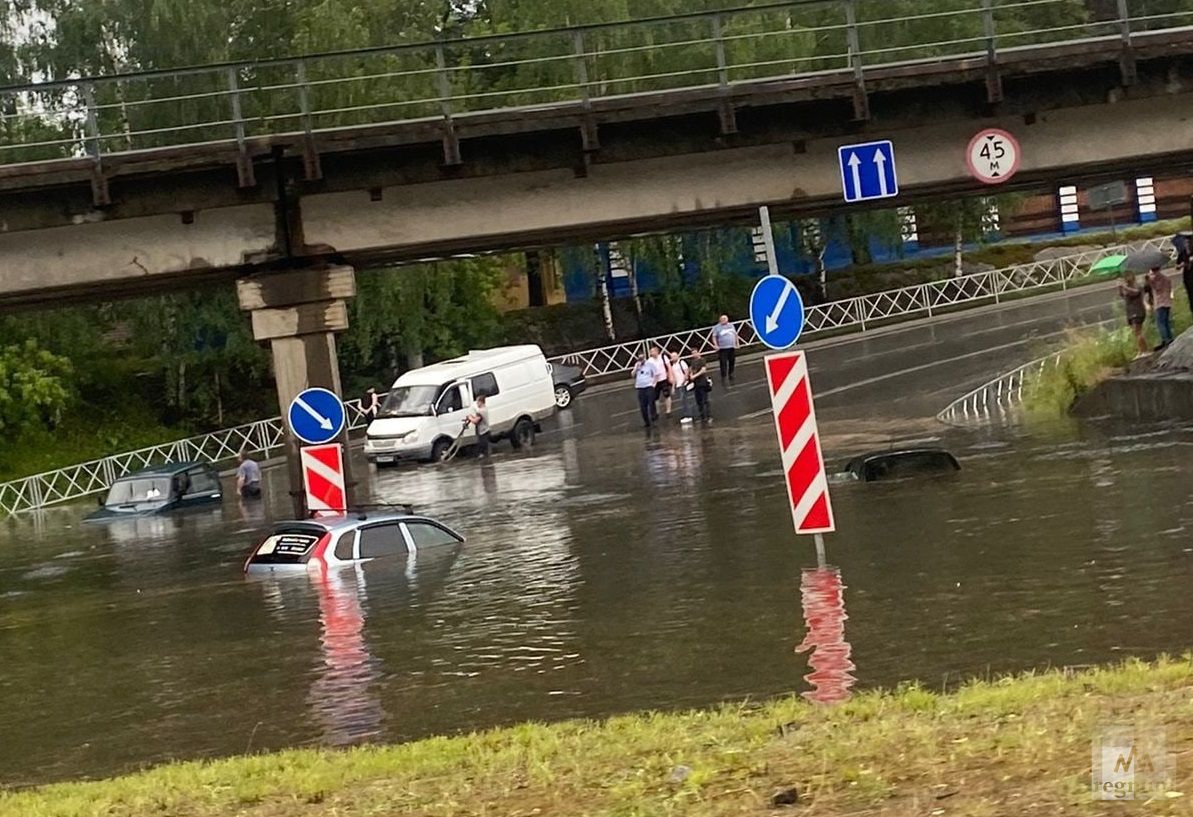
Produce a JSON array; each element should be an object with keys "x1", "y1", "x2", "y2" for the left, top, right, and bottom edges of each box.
[{"x1": 1, "y1": 1, "x2": 1189, "y2": 510}]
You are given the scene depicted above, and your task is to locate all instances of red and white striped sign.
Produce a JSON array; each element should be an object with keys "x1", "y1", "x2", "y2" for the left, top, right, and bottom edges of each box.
[
  {"x1": 764, "y1": 351, "x2": 835, "y2": 534},
  {"x1": 300, "y1": 443, "x2": 347, "y2": 515}
]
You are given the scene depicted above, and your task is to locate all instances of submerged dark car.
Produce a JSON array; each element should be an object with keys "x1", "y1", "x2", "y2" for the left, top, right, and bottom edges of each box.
[
  {"x1": 549, "y1": 362, "x2": 587, "y2": 409},
  {"x1": 843, "y1": 448, "x2": 960, "y2": 482},
  {"x1": 85, "y1": 462, "x2": 223, "y2": 522}
]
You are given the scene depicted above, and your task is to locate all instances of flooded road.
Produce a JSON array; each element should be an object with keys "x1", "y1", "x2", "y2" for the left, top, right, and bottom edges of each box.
[{"x1": 3, "y1": 285, "x2": 1189, "y2": 787}]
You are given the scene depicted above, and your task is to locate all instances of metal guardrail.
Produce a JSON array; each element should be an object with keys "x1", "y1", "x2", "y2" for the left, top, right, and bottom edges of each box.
[
  {"x1": 936, "y1": 351, "x2": 1067, "y2": 426},
  {"x1": 0, "y1": 398, "x2": 377, "y2": 516},
  {"x1": 0, "y1": 1, "x2": 1187, "y2": 170},
  {"x1": 0, "y1": 236, "x2": 1171, "y2": 515},
  {"x1": 551, "y1": 236, "x2": 1173, "y2": 377}
]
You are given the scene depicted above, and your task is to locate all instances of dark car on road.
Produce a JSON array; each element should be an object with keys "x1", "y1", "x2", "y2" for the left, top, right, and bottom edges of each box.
[
  {"x1": 842, "y1": 448, "x2": 960, "y2": 482},
  {"x1": 85, "y1": 462, "x2": 223, "y2": 522},
  {"x1": 549, "y1": 362, "x2": 587, "y2": 409}
]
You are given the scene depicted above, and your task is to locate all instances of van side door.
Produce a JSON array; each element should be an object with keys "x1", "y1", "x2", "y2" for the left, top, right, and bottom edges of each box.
[{"x1": 434, "y1": 381, "x2": 473, "y2": 439}]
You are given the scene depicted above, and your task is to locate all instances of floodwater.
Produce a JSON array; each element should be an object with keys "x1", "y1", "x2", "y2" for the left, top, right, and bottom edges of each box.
[{"x1": 3, "y1": 287, "x2": 1190, "y2": 787}]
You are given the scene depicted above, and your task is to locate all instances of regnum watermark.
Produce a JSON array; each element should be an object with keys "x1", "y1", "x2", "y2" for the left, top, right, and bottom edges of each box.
[{"x1": 1092, "y1": 726, "x2": 1174, "y2": 801}]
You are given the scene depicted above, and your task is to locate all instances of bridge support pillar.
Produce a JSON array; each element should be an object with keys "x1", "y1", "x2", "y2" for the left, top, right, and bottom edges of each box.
[{"x1": 237, "y1": 265, "x2": 358, "y2": 518}]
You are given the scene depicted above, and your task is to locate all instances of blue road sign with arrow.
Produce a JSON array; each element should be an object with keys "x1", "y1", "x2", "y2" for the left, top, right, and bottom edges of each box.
[
  {"x1": 288, "y1": 387, "x2": 347, "y2": 446},
  {"x1": 838, "y1": 140, "x2": 898, "y2": 203},
  {"x1": 750, "y1": 275, "x2": 806, "y2": 350}
]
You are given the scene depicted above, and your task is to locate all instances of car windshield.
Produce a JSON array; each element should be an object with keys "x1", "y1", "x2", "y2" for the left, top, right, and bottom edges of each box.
[
  {"x1": 104, "y1": 477, "x2": 173, "y2": 505},
  {"x1": 379, "y1": 385, "x2": 440, "y2": 417}
]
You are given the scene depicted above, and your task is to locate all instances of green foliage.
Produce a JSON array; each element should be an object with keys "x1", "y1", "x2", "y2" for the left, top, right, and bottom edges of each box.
[
  {"x1": 0, "y1": 341, "x2": 73, "y2": 434},
  {"x1": 340, "y1": 256, "x2": 509, "y2": 388},
  {"x1": 115, "y1": 290, "x2": 271, "y2": 426}
]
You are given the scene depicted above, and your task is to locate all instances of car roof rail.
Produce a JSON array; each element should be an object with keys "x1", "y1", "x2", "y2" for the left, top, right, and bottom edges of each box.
[{"x1": 349, "y1": 502, "x2": 416, "y2": 519}]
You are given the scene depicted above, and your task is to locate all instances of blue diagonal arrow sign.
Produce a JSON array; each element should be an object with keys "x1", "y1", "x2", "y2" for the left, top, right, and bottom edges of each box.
[{"x1": 287, "y1": 387, "x2": 346, "y2": 445}]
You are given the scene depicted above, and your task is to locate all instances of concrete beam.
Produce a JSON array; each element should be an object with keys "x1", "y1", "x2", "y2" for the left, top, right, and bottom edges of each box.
[
  {"x1": 236, "y1": 265, "x2": 356, "y2": 311},
  {"x1": 300, "y1": 90, "x2": 1193, "y2": 261},
  {"x1": 0, "y1": 203, "x2": 277, "y2": 298},
  {"x1": 248, "y1": 300, "x2": 350, "y2": 341}
]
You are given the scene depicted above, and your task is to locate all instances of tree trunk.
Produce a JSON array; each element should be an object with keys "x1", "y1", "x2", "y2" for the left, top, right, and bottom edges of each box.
[
  {"x1": 214, "y1": 369, "x2": 224, "y2": 426},
  {"x1": 405, "y1": 342, "x2": 425, "y2": 370},
  {"x1": 953, "y1": 220, "x2": 965, "y2": 278},
  {"x1": 595, "y1": 266, "x2": 616, "y2": 342},
  {"x1": 177, "y1": 361, "x2": 186, "y2": 410}
]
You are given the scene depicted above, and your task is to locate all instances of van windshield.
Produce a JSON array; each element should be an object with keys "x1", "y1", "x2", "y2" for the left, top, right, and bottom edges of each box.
[{"x1": 379, "y1": 385, "x2": 440, "y2": 417}]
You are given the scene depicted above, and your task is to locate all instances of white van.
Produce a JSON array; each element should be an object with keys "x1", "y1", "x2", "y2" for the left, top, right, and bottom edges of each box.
[{"x1": 364, "y1": 345, "x2": 556, "y2": 465}]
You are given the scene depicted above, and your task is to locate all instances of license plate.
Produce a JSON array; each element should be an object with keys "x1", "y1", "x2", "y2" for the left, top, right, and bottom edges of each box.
[{"x1": 375, "y1": 456, "x2": 395, "y2": 464}]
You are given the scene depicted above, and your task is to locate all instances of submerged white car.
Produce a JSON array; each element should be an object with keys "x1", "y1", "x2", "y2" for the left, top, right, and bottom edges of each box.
[{"x1": 243, "y1": 510, "x2": 464, "y2": 573}]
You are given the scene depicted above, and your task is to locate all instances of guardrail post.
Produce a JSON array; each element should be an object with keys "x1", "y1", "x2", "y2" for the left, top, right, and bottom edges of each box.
[
  {"x1": 571, "y1": 30, "x2": 600, "y2": 152},
  {"x1": 980, "y1": 0, "x2": 1003, "y2": 103},
  {"x1": 435, "y1": 43, "x2": 463, "y2": 166},
  {"x1": 1116, "y1": 0, "x2": 1136, "y2": 86},
  {"x1": 844, "y1": 0, "x2": 869, "y2": 120},
  {"x1": 225, "y1": 67, "x2": 256, "y2": 187},
  {"x1": 81, "y1": 82, "x2": 111, "y2": 206},
  {"x1": 711, "y1": 14, "x2": 738, "y2": 134},
  {"x1": 295, "y1": 60, "x2": 322, "y2": 180}
]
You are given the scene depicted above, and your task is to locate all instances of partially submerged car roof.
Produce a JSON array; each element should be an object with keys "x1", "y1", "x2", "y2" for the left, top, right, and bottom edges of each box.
[
  {"x1": 843, "y1": 448, "x2": 960, "y2": 482},
  {"x1": 114, "y1": 461, "x2": 208, "y2": 478}
]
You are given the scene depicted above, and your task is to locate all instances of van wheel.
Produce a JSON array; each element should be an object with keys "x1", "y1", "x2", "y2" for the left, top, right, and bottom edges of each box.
[
  {"x1": 430, "y1": 438, "x2": 453, "y2": 462},
  {"x1": 554, "y1": 385, "x2": 573, "y2": 409},
  {"x1": 510, "y1": 418, "x2": 535, "y2": 450}
]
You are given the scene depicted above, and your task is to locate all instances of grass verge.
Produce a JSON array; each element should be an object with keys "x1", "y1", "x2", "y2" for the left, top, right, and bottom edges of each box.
[
  {"x1": 4, "y1": 657, "x2": 1193, "y2": 816},
  {"x1": 1024, "y1": 291, "x2": 1193, "y2": 420}
]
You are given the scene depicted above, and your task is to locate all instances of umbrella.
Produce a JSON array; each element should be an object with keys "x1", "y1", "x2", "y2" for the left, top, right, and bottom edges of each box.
[
  {"x1": 1122, "y1": 247, "x2": 1171, "y2": 273},
  {"x1": 1090, "y1": 254, "x2": 1127, "y2": 276}
]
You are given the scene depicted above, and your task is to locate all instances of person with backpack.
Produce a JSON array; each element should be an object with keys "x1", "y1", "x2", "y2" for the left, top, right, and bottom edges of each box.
[
  {"x1": 668, "y1": 350, "x2": 692, "y2": 424},
  {"x1": 687, "y1": 348, "x2": 712, "y2": 424},
  {"x1": 651, "y1": 346, "x2": 673, "y2": 419}
]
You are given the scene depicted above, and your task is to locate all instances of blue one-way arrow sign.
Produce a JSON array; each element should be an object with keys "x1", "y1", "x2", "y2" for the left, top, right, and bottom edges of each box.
[
  {"x1": 288, "y1": 387, "x2": 347, "y2": 446},
  {"x1": 838, "y1": 140, "x2": 898, "y2": 203}
]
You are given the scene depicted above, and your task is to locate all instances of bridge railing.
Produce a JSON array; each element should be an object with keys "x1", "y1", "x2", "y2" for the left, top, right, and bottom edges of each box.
[
  {"x1": 936, "y1": 351, "x2": 1067, "y2": 427},
  {"x1": 551, "y1": 236, "x2": 1172, "y2": 377},
  {"x1": 0, "y1": 236, "x2": 1170, "y2": 515},
  {"x1": 0, "y1": 0, "x2": 1186, "y2": 166}
]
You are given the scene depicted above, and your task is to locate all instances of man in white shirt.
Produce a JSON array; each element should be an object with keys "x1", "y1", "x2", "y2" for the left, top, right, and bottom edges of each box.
[
  {"x1": 633, "y1": 347, "x2": 665, "y2": 428},
  {"x1": 711, "y1": 315, "x2": 739, "y2": 384}
]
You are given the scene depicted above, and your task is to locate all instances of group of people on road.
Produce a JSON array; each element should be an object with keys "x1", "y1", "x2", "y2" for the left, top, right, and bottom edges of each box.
[
  {"x1": 631, "y1": 314, "x2": 741, "y2": 429},
  {"x1": 633, "y1": 347, "x2": 713, "y2": 428}
]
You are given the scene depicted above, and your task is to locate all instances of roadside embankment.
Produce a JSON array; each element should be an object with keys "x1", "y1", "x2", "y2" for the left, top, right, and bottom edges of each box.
[
  {"x1": 3, "y1": 658, "x2": 1192, "y2": 817},
  {"x1": 1025, "y1": 293, "x2": 1192, "y2": 420}
]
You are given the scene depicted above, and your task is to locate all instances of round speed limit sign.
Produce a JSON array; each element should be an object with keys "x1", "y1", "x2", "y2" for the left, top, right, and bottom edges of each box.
[{"x1": 966, "y1": 128, "x2": 1020, "y2": 184}]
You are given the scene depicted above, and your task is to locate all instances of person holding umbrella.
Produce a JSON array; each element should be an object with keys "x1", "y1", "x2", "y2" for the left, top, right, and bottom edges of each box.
[{"x1": 1119, "y1": 271, "x2": 1149, "y2": 358}]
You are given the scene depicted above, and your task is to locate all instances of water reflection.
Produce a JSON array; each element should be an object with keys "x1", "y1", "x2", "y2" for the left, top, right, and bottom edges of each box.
[
  {"x1": 795, "y1": 566, "x2": 856, "y2": 704},
  {"x1": 307, "y1": 565, "x2": 383, "y2": 746}
]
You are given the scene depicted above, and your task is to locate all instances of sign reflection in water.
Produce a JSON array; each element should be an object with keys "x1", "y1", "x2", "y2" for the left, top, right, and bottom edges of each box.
[
  {"x1": 308, "y1": 565, "x2": 384, "y2": 745},
  {"x1": 795, "y1": 567, "x2": 856, "y2": 704}
]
